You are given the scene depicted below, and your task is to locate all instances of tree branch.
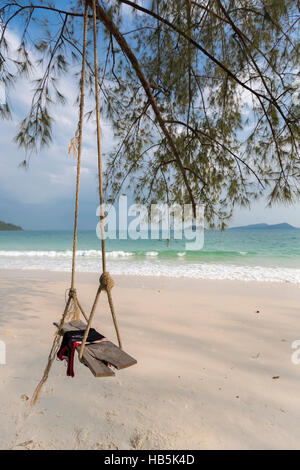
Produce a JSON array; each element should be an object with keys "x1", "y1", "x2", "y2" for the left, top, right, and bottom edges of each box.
[
  {"x1": 117, "y1": 0, "x2": 279, "y2": 107},
  {"x1": 165, "y1": 119, "x2": 265, "y2": 189},
  {"x1": 89, "y1": 0, "x2": 197, "y2": 215}
]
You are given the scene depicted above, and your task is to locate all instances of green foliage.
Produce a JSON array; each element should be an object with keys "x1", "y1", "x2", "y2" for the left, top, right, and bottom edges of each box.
[{"x1": 0, "y1": 0, "x2": 299, "y2": 227}]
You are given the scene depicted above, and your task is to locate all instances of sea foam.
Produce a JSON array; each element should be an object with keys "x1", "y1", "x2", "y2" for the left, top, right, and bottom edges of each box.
[{"x1": 0, "y1": 250, "x2": 300, "y2": 283}]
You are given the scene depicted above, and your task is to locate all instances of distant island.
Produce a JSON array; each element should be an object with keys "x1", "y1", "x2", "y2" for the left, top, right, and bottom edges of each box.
[
  {"x1": 230, "y1": 223, "x2": 298, "y2": 230},
  {"x1": 0, "y1": 220, "x2": 23, "y2": 231}
]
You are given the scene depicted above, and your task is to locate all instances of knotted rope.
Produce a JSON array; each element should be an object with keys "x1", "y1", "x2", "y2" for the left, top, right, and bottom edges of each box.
[
  {"x1": 31, "y1": 2, "x2": 89, "y2": 406},
  {"x1": 100, "y1": 271, "x2": 115, "y2": 291}
]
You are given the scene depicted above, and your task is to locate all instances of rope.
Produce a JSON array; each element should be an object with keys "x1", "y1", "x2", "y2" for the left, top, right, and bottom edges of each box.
[
  {"x1": 31, "y1": 3, "x2": 89, "y2": 406},
  {"x1": 92, "y1": 0, "x2": 106, "y2": 275},
  {"x1": 31, "y1": 293, "x2": 73, "y2": 406},
  {"x1": 100, "y1": 271, "x2": 115, "y2": 290},
  {"x1": 32, "y1": 1, "x2": 123, "y2": 405},
  {"x1": 66, "y1": 288, "x2": 80, "y2": 322},
  {"x1": 71, "y1": 0, "x2": 88, "y2": 290},
  {"x1": 79, "y1": 0, "x2": 122, "y2": 359},
  {"x1": 78, "y1": 269, "x2": 122, "y2": 360}
]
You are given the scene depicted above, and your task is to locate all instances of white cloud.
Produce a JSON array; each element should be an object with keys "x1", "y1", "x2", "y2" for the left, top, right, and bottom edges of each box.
[{"x1": 0, "y1": 28, "x2": 116, "y2": 213}]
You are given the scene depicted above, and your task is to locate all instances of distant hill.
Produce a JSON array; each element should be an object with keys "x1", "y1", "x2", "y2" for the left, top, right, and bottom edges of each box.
[
  {"x1": 229, "y1": 223, "x2": 298, "y2": 230},
  {"x1": 0, "y1": 220, "x2": 23, "y2": 231}
]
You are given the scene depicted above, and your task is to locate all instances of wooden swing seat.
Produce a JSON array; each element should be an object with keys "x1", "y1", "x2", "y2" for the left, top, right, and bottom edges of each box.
[{"x1": 54, "y1": 320, "x2": 137, "y2": 378}]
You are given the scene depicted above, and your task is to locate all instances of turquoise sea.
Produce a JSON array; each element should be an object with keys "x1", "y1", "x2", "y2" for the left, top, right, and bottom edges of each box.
[{"x1": 0, "y1": 229, "x2": 300, "y2": 282}]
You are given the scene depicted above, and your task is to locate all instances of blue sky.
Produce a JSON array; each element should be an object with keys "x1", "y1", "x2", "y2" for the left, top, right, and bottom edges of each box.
[{"x1": 1, "y1": 12, "x2": 299, "y2": 231}]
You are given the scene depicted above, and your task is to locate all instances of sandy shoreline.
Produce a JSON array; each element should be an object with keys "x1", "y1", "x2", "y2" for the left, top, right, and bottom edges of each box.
[{"x1": 0, "y1": 269, "x2": 300, "y2": 449}]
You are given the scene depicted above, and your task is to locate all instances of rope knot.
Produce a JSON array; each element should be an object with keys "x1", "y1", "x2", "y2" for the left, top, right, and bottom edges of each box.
[
  {"x1": 68, "y1": 288, "x2": 77, "y2": 297},
  {"x1": 99, "y1": 271, "x2": 114, "y2": 291}
]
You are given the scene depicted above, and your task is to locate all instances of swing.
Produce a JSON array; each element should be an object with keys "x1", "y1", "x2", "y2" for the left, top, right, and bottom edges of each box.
[{"x1": 31, "y1": 0, "x2": 136, "y2": 405}]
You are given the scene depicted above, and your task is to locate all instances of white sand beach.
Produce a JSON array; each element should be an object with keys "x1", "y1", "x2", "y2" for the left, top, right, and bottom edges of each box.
[{"x1": 0, "y1": 269, "x2": 300, "y2": 450}]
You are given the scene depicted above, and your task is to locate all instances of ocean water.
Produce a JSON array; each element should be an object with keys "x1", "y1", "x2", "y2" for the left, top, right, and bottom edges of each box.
[{"x1": 0, "y1": 229, "x2": 300, "y2": 283}]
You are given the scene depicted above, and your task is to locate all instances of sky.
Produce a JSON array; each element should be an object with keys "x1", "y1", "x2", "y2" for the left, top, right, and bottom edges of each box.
[
  {"x1": 0, "y1": 9, "x2": 299, "y2": 231},
  {"x1": 0, "y1": 74, "x2": 114, "y2": 231}
]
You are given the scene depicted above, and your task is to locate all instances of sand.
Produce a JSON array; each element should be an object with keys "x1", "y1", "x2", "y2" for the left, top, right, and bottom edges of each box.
[{"x1": 0, "y1": 269, "x2": 300, "y2": 450}]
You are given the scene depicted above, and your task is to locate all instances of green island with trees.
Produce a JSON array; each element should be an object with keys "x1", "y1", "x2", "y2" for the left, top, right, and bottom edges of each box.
[{"x1": 0, "y1": 220, "x2": 23, "y2": 231}]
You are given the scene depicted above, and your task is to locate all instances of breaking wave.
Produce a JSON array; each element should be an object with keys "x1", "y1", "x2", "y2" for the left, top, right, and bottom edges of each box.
[{"x1": 0, "y1": 249, "x2": 299, "y2": 283}]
